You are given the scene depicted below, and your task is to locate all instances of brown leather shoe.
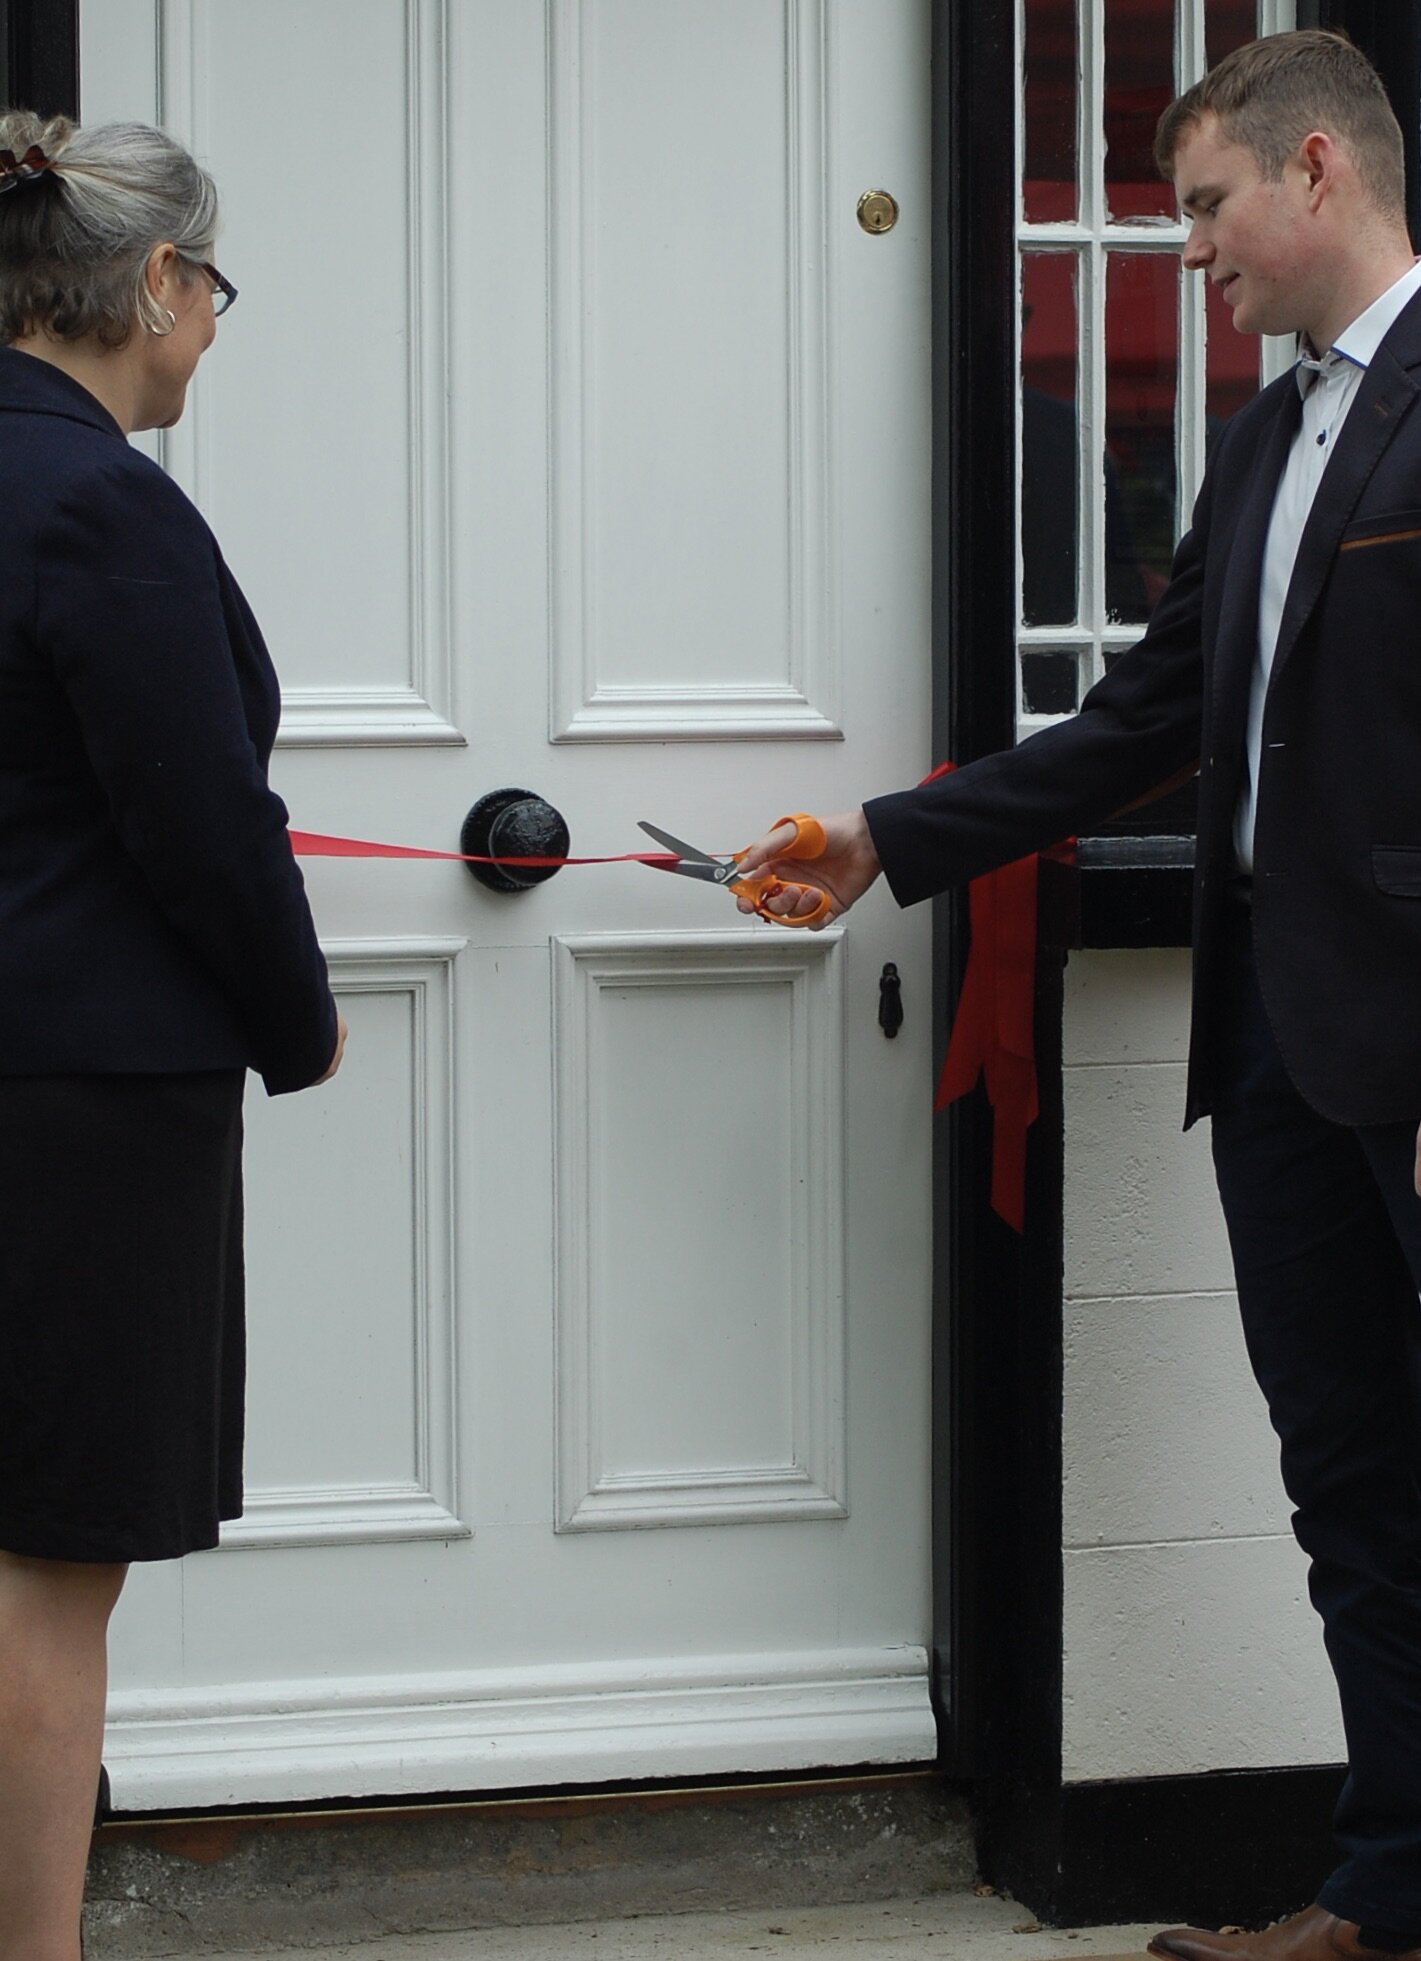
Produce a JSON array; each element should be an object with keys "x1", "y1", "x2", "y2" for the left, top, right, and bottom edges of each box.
[{"x1": 1149, "y1": 1906, "x2": 1421, "y2": 1961}]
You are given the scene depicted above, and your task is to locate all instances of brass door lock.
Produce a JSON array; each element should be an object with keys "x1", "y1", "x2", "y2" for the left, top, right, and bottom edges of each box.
[{"x1": 857, "y1": 189, "x2": 899, "y2": 234}]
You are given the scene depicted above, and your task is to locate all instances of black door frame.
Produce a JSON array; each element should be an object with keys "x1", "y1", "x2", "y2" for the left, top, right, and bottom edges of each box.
[
  {"x1": 929, "y1": 0, "x2": 1421, "y2": 1924},
  {"x1": 927, "y1": 0, "x2": 1071, "y2": 1886},
  {"x1": 3, "y1": 0, "x2": 77, "y2": 118}
]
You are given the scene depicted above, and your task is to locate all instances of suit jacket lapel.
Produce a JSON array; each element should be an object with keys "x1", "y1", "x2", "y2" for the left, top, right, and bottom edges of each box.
[{"x1": 1269, "y1": 339, "x2": 1421, "y2": 689}]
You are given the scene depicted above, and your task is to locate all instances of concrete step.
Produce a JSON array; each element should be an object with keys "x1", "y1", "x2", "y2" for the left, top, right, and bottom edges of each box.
[
  {"x1": 84, "y1": 1775, "x2": 988, "y2": 1959},
  {"x1": 91, "y1": 1889, "x2": 1160, "y2": 1961}
]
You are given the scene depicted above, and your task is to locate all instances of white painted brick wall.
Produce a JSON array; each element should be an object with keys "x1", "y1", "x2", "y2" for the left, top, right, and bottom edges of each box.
[{"x1": 1060, "y1": 950, "x2": 1343, "y2": 1782}]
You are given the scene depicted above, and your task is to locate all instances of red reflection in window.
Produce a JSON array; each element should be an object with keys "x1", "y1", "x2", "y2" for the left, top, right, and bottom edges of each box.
[
  {"x1": 1105, "y1": 0, "x2": 1176, "y2": 221},
  {"x1": 1106, "y1": 252, "x2": 1179, "y2": 620},
  {"x1": 1023, "y1": 252, "x2": 1077, "y2": 403},
  {"x1": 1205, "y1": 267, "x2": 1260, "y2": 440},
  {"x1": 1024, "y1": 0, "x2": 1078, "y2": 224},
  {"x1": 1206, "y1": 0, "x2": 1258, "y2": 70}
]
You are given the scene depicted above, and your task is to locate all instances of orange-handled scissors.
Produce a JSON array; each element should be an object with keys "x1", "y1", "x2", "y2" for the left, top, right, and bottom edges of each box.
[{"x1": 638, "y1": 815, "x2": 835, "y2": 927}]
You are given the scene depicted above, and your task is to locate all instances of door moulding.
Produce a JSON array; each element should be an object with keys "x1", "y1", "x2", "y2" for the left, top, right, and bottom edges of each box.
[
  {"x1": 546, "y1": 0, "x2": 841, "y2": 742},
  {"x1": 156, "y1": 0, "x2": 462, "y2": 750},
  {"x1": 225, "y1": 937, "x2": 467, "y2": 1552},
  {"x1": 552, "y1": 930, "x2": 847, "y2": 1532},
  {"x1": 103, "y1": 1645, "x2": 934, "y2": 1809}
]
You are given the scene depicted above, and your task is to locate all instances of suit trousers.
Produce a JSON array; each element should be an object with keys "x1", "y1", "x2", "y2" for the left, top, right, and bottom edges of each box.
[{"x1": 1208, "y1": 893, "x2": 1421, "y2": 1933}]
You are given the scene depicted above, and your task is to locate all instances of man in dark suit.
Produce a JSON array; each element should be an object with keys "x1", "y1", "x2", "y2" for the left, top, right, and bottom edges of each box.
[{"x1": 741, "y1": 31, "x2": 1421, "y2": 1961}]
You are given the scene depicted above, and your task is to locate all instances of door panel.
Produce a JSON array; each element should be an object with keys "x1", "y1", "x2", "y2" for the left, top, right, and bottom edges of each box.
[
  {"x1": 85, "y1": 0, "x2": 936, "y2": 1807},
  {"x1": 169, "y1": 0, "x2": 459, "y2": 744},
  {"x1": 552, "y1": 931, "x2": 846, "y2": 1532},
  {"x1": 233, "y1": 940, "x2": 464, "y2": 1551},
  {"x1": 548, "y1": 0, "x2": 836, "y2": 738}
]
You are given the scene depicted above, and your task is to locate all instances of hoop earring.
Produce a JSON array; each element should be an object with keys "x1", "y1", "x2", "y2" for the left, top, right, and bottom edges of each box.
[{"x1": 148, "y1": 307, "x2": 177, "y2": 337}]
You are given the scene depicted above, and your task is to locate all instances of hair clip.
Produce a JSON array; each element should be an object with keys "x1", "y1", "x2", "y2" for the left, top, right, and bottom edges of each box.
[{"x1": 0, "y1": 145, "x2": 56, "y2": 192}]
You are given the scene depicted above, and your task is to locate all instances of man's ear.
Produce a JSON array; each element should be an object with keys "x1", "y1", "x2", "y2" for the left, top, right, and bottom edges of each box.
[{"x1": 1299, "y1": 129, "x2": 1338, "y2": 206}]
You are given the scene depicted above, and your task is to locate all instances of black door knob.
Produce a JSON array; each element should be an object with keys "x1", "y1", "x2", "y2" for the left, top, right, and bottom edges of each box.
[{"x1": 460, "y1": 789, "x2": 570, "y2": 894}]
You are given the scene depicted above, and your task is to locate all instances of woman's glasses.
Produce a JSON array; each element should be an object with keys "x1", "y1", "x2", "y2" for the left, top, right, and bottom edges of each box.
[{"x1": 196, "y1": 260, "x2": 238, "y2": 318}]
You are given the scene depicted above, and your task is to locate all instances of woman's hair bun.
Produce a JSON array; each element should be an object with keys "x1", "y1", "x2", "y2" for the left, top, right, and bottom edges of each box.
[{"x1": 0, "y1": 112, "x2": 217, "y2": 348}]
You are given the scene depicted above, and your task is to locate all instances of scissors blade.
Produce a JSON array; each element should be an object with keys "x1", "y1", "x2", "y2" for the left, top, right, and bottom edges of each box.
[
  {"x1": 638, "y1": 821, "x2": 742, "y2": 885},
  {"x1": 638, "y1": 820, "x2": 716, "y2": 863}
]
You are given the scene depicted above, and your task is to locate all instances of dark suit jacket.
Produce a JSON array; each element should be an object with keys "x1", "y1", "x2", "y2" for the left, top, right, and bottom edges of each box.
[
  {"x1": 0, "y1": 347, "x2": 336, "y2": 1095},
  {"x1": 866, "y1": 289, "x2": 1421, "y2": 1130}
]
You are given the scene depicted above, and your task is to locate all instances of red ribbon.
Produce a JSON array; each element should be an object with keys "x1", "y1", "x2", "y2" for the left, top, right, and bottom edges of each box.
[
  {"x1": 921, "y1": 764, "x2": 1063, "y2": 1236},
  {"x1": 934, "y1": 853, "x2": 1040, "y2": 1234},
  {"x1": 293, "y1": 797, "x2": 1056, "y2": 1236},
  {"x1": 290, "y1": 831, "x2": 675, "y2": 868}
]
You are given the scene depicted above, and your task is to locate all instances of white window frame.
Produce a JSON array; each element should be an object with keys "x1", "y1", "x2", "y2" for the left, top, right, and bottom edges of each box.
[{"x1": 1015, "y1": 0, "x2": 1299, "y2": 736}]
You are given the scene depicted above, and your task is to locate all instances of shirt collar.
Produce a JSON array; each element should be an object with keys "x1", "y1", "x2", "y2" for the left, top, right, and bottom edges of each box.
[{"x1": 1296, "y1": 258, "x2": 1421, "y2": 394}]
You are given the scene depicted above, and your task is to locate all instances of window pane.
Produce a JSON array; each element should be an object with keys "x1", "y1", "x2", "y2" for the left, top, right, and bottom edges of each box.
[
  {"x1": 1105, "y1": 251, "x2": 1179, "y2": 622},
  {"x1": 1206, "y1": 0, "x2": 1259, "y2": 69},
  {"x1": 1023, "y1": 0, "x2": 1078, "y2": 224},
  {"x1": 1022, "y1": 649, "x2": 1081, "y2": 716},
  {"x1": 1022, "y1": 252, "x2": 1080, "y2": 627},
  {"x1": 1105, "y1": 0, "x2": 1176, "y2": 221},
  {"x1": 1205, "y1": 272, "x2": 1259, "y2": 458}
]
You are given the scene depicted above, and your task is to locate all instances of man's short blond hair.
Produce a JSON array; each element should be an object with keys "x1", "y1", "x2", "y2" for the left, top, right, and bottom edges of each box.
[{"x1": 1155, "y1": 29, "x2": 1407, "y2": 224}]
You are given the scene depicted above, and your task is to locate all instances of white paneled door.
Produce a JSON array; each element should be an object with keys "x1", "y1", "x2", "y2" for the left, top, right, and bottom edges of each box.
[{"x1": 83, "y1": 0, "x2": 935, "y2": 1807}]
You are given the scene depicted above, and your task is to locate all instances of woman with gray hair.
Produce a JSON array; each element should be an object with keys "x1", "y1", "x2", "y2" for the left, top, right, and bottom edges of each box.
[{"x1": 0, "y1": 111, "x2": 345, "y2": 1960}]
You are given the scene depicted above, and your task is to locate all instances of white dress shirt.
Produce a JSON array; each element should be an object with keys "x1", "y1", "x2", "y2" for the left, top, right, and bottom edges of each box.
[{"x1": 1234, "y1": 257, "x2": 1421, "y2": 872}]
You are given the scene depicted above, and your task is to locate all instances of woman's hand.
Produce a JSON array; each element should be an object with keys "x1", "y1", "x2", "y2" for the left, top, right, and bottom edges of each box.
[
  {"x1": 735, "y1": 809, "x2": 882, "y2": 927},
  {"x1": 315, "y1": 1014, "x2": 348, "y2": 1086}
]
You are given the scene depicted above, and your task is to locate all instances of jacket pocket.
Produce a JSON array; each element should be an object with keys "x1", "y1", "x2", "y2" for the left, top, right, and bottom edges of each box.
[
  {"x1": 1373, "y1": 846, "x2": 1421, "y2": 895},
  {"x1": 1340, "y1": 510, "x2": 1421, "y2": 553}
]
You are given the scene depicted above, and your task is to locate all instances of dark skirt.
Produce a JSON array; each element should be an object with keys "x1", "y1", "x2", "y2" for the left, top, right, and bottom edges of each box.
[{"x1": 0, "y1": 1071, "x2": 246, "y2": 1563}]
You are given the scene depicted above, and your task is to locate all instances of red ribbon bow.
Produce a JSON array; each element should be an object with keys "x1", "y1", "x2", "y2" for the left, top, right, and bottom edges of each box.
[
  {"x1": 921, "y1": 763, "x2": 1068, "y2": 1236},
  {"x1": 934, "y1": 854, "x2": 1041, "y2": 1233}
]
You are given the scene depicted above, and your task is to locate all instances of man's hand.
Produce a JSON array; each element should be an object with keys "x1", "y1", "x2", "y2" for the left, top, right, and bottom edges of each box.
[
  {"x1": 734, "y1": 809, "x2": 882, "y2": 928},
  {"x1": 315, "y1": 1013, "x2": 348, "y2": 1086}
]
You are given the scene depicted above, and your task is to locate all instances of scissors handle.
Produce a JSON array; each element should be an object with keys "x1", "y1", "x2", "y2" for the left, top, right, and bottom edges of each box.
[{"x1": 732, "y1": 812, "x2": 835, "y2": 927}]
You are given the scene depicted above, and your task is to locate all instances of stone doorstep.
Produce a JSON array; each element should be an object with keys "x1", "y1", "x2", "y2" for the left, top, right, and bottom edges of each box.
[
  {"x1": 83, "y1": 1771, "x2": 977, "y2": 1960},
  {"x1": 85, "y1": 1884, "x2": 1162, "y2": 1961}
]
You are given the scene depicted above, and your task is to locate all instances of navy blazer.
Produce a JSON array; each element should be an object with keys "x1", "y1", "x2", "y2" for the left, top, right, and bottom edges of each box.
[
  {"x1": 865, "y1": 289, "x2": 1421, "y2": 1131},
  {"x1": 0, "y1": 347, "x2": 336, "y2": 1095}
]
